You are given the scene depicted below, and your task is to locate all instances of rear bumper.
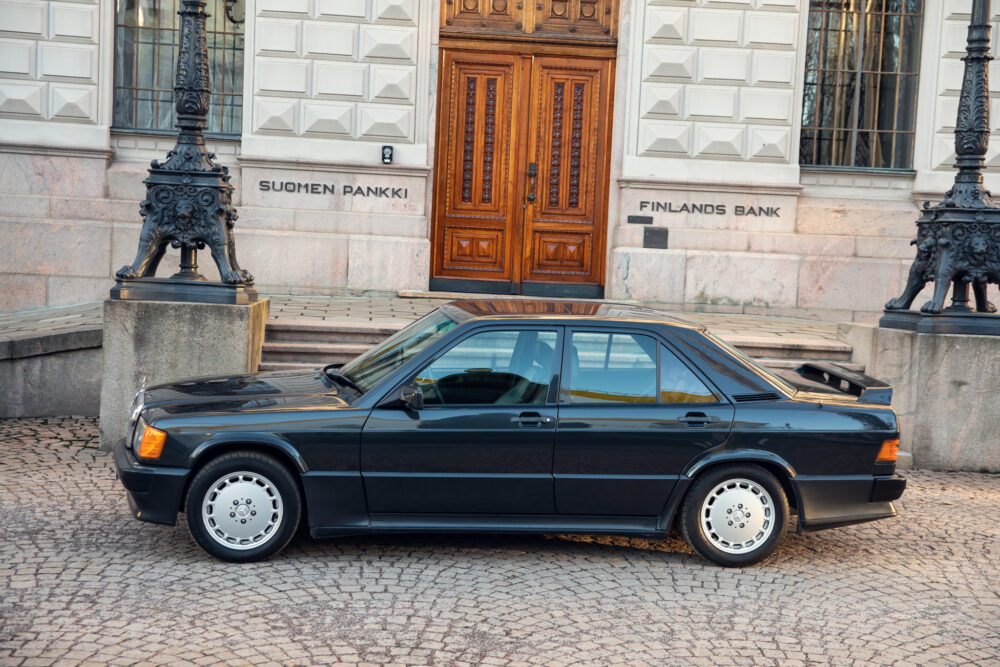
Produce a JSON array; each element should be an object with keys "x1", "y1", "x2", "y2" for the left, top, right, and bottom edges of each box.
[
  {"x1": 113, "y1": 438, "x2": 189, "y2": 526},
  {"x1": 796, "y1": 474, "x2": 907, "y2": 532}
]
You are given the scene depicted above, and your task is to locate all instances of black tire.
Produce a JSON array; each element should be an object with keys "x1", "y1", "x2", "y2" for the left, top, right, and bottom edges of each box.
[
  {"x1": 680, "y1": 464, "x2": 789, "y2": 567},
  {"x1": 185, "y1": 450, "x2": 301, "y2": 562}
]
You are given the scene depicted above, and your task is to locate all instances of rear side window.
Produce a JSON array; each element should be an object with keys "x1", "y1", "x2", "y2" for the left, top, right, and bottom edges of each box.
[
  {"x1": 660, "y1": 345, "x2": 716, "y2": 404},
  {"x1": 564, "y1": 332, "x2": 657, "y2": 403}
]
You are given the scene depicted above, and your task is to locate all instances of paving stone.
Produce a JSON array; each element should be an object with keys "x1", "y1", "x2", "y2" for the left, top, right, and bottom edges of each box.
[{"x1": 1, "y1": 417, "x2": 999, "y2": 664}]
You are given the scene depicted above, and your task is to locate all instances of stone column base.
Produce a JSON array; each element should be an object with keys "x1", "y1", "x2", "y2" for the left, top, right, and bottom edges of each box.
[
  {"x1": 838, "y1": 323, "x2": 1000, "y2": 472},
  {"x1": 99, "y1": 298, "x2": 269, "y2": 451}
]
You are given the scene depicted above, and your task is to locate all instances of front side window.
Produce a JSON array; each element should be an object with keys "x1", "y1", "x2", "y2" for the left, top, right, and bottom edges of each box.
[
  {"x1": 113, "y1": 0, "x2": 245, "y2": 135},
  {"x1": 800, "y1": 0, "x2": 923, "y2": 169},
  {"x1": 565, "y1": 332, "x2": 658, "y2": 404},
  {"x1": 415, "y1": 330, "x2": 558, "y2": 406}
]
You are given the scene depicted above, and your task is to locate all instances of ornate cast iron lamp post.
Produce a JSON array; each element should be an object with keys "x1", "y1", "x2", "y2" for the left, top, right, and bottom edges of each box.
[
  {"x1": 112, "y1": 0, "x2": 256, "y2": 304},
  {"x1": 882, "y1": 0, "x2": 1000, "y2": 334}
]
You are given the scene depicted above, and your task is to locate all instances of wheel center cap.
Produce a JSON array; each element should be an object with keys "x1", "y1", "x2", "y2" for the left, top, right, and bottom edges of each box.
[
  {"x1": 235, "y1": 504, "x2": 250, "y2": 519},
  {"x1": 732, "y1": 509, "x2": 746, "y2": 522}
]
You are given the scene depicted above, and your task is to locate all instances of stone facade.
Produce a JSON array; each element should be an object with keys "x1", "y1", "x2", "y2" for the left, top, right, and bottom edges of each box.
[{"x1": 1, "y1": 0, "x2": 999, "y2": 320}]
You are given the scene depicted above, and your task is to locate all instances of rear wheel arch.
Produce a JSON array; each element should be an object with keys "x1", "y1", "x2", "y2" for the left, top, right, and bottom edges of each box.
[
  {"x1": 687, "y1": 459, "x2": 799, "y2": 513},
  {"x1": 680, "y1": 462, "x2": 792, "y2": 566}
]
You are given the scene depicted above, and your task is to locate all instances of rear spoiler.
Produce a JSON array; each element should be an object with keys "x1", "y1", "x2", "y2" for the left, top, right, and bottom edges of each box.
[{"x1": 794, "y1": 362, "x2": 893, "y2": 406}]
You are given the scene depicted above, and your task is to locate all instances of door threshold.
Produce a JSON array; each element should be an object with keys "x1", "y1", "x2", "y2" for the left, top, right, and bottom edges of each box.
[{"x1": 399, "y1": 289, "x2": 636, "y2": 304}]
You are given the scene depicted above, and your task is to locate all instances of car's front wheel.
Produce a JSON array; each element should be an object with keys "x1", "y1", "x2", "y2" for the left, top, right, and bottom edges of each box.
[
  {"x1": 681, "y1": 464, "x2": 789, "y2": 567},
  {"x1": 185, "y1": 451, "x2": 301, "y2": 562}
]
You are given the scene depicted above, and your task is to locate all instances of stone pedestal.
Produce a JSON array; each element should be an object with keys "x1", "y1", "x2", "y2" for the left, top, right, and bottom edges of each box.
[
  {"x1": 838, "y1": 323, "x2": 1000, "y2": 472},
  {"x1": 99, "y1": 298, "x2": 269, "y2": 451}
]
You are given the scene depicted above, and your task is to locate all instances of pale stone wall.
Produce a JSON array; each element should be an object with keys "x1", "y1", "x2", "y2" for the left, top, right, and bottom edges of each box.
[
  {"x1": 606, "y1": 0, "x2": 1000, "y2": 321},
  {"x1": 4, "y1": 0, "x2": 1000, "y2": 319}
]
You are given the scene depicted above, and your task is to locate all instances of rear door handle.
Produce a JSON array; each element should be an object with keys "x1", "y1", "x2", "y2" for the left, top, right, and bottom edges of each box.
[
  {"x1": 677, "y1": 412, "x2": 720, "y2": 426},
  {"x1": 512, "y1": 412, "x2": 554, "y2": 427}
]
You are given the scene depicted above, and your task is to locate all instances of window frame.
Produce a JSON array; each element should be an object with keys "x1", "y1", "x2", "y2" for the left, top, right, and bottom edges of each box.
[
  {"x1": 799, "y1": 0, "x2": 924, "y2": 171},
  {"x1": 408, "y1": 325, "x2": 564, "y2": 408},
  {"x1": 559, "y1": 327, "x2": 724, "y2": 407},
  {"x1": 112, "y1": 0, "x2": 246, "y2": 137}
]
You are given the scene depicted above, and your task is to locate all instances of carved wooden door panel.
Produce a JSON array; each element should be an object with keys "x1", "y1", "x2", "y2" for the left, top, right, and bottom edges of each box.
[
  {"x1": 521, "y1": 56, "x2": 612, "y2": 291},
  {"x1": 431, "y1": 50, "x2": 528, "y2": 284},
  {"x1": 431, "y1": 49, "x2": 613, "y2": 295}
]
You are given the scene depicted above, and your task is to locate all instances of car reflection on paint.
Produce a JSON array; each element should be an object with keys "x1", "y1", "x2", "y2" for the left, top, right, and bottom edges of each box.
[{"x1": 113, "y1": 299, "x2": 906, "y2": 566}]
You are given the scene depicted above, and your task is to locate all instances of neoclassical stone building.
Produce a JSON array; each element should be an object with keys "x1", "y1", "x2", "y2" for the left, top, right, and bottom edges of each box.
[{"x1": 0, "y1": 0, "x2": 995, "y2": 321}]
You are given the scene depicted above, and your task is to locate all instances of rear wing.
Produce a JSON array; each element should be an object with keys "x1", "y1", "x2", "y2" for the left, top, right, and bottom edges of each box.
[{"x1": 794, "y1": 362, "x2": 893, "y2": 406}]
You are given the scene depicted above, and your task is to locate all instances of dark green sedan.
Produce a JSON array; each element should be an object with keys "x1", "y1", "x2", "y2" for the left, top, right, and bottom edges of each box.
[{"x1": 114, "y1": 299, "x2": 906, "y2": 566}]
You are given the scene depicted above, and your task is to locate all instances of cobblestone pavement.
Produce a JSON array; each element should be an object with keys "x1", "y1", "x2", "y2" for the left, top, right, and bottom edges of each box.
[{"x1": 2, "y1": 418, "x2": 998, "y2": 666}]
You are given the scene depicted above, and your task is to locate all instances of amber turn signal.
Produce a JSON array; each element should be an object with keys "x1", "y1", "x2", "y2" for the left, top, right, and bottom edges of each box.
[
  {"x1": 876, "y1": 438, "x2": 900, "y2": 463},
  {"x1": 138, "y1": 425, "x2": 167, "y2": 459}
]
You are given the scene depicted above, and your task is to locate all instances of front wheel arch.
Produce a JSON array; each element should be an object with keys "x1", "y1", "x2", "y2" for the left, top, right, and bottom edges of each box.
[{"x1": 181, "y1": 442, "x2": 308, "y2": 520}]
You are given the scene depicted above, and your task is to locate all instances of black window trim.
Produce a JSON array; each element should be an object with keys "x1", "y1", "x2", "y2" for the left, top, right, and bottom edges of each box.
[{"x1": 559, "y1": 326, "x2": 726, "y2": 407}]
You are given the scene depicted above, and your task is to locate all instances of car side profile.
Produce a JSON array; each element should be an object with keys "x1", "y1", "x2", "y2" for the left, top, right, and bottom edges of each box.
[{"x1": 114, "y1": 299, "x2": 906, "y2": 566}]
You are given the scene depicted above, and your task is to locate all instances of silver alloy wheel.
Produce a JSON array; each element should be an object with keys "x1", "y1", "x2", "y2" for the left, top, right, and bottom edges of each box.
[
  {"x1": 700, "y1": 477, "x2": 774, "y2": 554},
  {"x1": 201, "y1": 471, "x2": 284, "y2": 551}
]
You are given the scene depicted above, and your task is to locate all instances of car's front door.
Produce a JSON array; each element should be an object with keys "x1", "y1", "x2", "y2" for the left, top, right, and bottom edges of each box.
[
  {"x1": 361, "y1": 326, "x2": 562, "y2": 515},
  {"x1": 554, "y1": 329, "x2": 734, "y2": 516}
]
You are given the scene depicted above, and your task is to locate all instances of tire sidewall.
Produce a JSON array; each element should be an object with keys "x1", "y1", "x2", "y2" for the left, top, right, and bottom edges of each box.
[
  {"x1": 185, "y1": 452, "x2": 301, "y2": 563},
  {"x1": 681, "y1": 464, "x2": 789, "y2": 567}
]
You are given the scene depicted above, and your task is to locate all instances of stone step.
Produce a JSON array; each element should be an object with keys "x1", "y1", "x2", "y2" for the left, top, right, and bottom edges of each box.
[
  {"x1": 756, "y1": 358, "x2": 865, "y2": 373},
  {"x1": 265, "y1": 318, "x2": 405, "y2": 344},
  {"x1": 723, "y1": 335, "x2": 853, "y2": 361},
  {"x1": 258, "y1": 361, "x2": 324, "y2": 373},
  {"x1": 261, "y1": 341, "x2": 371, "y2": 365}
]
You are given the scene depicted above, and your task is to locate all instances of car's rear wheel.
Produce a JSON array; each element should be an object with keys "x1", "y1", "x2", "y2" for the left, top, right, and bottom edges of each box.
[
  {"x1": 681, "y1": 464, "x2": 788, "y2": 567},
  {"x1": 185, "y1": 451, "x2": 301, "y2": 562}
]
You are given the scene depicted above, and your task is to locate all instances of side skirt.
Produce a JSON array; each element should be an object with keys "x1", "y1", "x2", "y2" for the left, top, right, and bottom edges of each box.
[{"x1": 312, "y1": 514, "x2": 662, "y2": 539}]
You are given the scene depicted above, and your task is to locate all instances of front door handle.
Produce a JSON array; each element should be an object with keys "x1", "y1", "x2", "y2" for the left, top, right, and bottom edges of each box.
[
  {"x1": 677, "y1": 412, "x2": 720, "y2": 427},
  {"x1": 526, "y1": 162, "x2": 536, "y2": 203},
  {"x1": 512, "y1": 411, "x2": 553, "y2": 427}
]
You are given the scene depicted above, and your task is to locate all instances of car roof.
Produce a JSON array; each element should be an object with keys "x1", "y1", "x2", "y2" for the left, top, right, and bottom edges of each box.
[{"x1": 442, "y1": 299, "x2": 704, "y2": 330}]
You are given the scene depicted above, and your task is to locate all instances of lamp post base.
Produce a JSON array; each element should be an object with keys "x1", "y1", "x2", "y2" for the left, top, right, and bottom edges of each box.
[
  {"x1": 880, "y1": 308, "x2": 1000, "y2": 335},
  {"x1": 110, "y1": 278, "x2": 259, "y2": 305}
]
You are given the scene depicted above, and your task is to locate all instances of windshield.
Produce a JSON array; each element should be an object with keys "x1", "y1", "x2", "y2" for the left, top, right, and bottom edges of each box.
[
  {"x1": 705, "y1": 332, "x2": 797, "y2": 396},
  {"x1": 340, "y1": 309, "x2": 459, "y2": 391}
]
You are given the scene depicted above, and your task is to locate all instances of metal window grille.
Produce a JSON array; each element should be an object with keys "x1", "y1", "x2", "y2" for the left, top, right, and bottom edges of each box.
[
  {"x1": 800, "y1": 0, "x2": 924, "y2": 169},
  {"x1": 113, "y1": 0, "x2": 245, "y2": 136}
]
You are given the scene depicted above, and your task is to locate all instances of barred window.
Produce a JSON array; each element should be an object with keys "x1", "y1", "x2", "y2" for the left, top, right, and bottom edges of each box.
[
  {"x1": 800, "y1": 0, "x2": 924, "y2": 169},
  {"x1": 113, "y1": 0, "x2": 245, "y2": 136}
]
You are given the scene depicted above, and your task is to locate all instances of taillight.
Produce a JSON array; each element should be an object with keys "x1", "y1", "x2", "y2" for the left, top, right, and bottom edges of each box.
[{"x1": 876, "y1": 438, "x2": 900, "y2": 463}]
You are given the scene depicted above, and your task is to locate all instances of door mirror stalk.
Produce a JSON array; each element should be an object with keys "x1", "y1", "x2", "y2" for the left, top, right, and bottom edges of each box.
[{"x1": 399, "y1": 383, "x2": 424, "y2": 411}]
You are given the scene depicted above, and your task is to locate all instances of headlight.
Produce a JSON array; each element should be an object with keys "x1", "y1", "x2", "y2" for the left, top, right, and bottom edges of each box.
[{"x1": 130, "y1": 416, "x2": 146, "y2": 452}]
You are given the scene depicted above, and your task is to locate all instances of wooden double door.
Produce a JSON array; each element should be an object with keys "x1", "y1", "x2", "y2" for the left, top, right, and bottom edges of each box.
[{"x1": 431, "y1": 48, "x2": 615, "y2": 297}]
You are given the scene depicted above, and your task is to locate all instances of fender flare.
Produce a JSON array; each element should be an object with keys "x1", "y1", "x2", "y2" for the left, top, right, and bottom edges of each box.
[
  {"x1": 656, "y1": 450, "x2": 799, "y2": 532},
  {"x1": 188, "y1": 433, "x2": 309, "y2": 474}
]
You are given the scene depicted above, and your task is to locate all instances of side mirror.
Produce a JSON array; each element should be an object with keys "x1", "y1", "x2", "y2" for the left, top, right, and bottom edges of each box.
[{"x1": 399, "y1": 383, "x2": 424, "y2": 411}]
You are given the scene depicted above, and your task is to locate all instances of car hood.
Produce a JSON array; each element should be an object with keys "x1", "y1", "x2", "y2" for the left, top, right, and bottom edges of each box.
[{"x1": 141, "y1": 369, "x2": 357, "y2": 418}]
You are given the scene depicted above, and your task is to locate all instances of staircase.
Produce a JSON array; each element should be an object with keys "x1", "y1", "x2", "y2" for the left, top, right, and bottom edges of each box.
[
  {"x1": 260, "y1": 320, "x2": 861, "y2": 373},
  {"x1": 260, "y1": 320, "x2": 405, "y2": 372}
]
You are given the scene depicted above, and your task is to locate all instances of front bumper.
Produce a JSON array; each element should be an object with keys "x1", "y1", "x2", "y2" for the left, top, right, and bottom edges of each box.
[
  {"x1": 113, "y1": 438, "x2": 189, "y2": 526},
  {"x1": 796, "y1": 473, "x2": 907, "y2": 532}
]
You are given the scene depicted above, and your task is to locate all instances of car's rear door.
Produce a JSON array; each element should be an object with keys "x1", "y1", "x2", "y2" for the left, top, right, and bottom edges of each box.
[
  {"x1": 554, "y1": 328, "x2": 734, "y2": 516},
  {"x1": 361, "y1": 326, "x2": 562, "y2": 515}
]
